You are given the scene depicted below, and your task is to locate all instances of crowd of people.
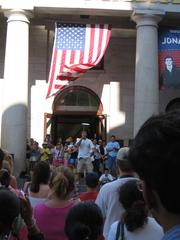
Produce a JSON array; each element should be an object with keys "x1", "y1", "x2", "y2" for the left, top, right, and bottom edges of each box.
[
  {"x1": 1, "y1": 110, "x2": 180, "y2": 240},
  {"x1": 26, "y1": 131, "x2": 120, "y2": 179}
]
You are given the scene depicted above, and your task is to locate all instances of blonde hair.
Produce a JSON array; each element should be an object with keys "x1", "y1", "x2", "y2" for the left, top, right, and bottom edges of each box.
[
  {"x1": 3, "y1": 153, "x2": 13, "y2": 174},
  {"x1": 49, "y1": 166, "x2": 75, "y2": 199},
  {"x1": 2, "y1": 160, "x2": 12, "y2": 174}
]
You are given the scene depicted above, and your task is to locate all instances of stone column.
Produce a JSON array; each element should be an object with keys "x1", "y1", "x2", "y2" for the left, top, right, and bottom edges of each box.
[
  {"x1": 132, "y1": 10, "x2": 164, "y2": 136},
  {"x1": 109, "y1": 81, "x2": 125, "y2": 136},
  {"x1": 1, "y1": 9, "x2": 31, "y2": 174}
]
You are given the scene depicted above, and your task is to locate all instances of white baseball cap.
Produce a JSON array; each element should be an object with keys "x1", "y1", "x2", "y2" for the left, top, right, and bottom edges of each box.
[{"x1": 116, "y1": 147, "x2": 129, "y2": 161}]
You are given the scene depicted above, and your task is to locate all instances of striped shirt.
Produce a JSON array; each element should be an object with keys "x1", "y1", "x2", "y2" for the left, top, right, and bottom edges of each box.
[{"x1": 162, "y1": 225, "x2": 180, "y2": 240}]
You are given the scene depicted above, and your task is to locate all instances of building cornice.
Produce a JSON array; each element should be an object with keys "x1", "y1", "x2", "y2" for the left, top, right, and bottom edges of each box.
[{"x1": 0, "y1": 0, "x2": 179, "y2": 19}]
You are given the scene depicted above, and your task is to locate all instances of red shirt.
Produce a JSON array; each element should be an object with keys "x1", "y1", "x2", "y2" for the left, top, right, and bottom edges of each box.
[{"x1": 78, "y1": 192, "x2": 98, "y2": 201}]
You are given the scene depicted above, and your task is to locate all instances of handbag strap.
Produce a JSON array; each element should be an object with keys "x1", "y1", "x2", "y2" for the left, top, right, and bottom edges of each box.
[
  {"x1": 115, "y1": 221, "x2": 125, "y2": 240},
  {"x1": 121, "y1": 221, "x2": 124, "y2": 240},
  {"x1": 115, "y1": 221, "x2": 121, "y2": 240}
]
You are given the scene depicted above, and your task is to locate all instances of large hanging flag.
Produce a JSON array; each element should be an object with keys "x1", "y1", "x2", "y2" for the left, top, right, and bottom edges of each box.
[{"x1": 46, "y1": 23, "x2": 111, "y2": 98}]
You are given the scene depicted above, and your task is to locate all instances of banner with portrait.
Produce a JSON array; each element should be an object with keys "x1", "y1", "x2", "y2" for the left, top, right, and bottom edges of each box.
[{"x1": 159, "y1": 28, "x2": 180, "y2": 90}]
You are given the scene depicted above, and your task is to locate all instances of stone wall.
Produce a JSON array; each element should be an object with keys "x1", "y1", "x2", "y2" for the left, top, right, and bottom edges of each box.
[
  {"x1": 0, "y1": 21, "x2": 179, "y2": 146},
  {"x1": 29, "y1": 25, "x2": 136, "y2": 143}
]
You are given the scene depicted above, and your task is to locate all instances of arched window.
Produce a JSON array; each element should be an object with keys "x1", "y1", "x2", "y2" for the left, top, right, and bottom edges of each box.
[{"x1": 53, "y1": 86, "x2": 103, "y2": 115}]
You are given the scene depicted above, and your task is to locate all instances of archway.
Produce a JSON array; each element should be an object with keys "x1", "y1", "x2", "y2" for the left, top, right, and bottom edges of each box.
[{"x1": 51, "y1": 86, "x2": 105, "y2": 143}]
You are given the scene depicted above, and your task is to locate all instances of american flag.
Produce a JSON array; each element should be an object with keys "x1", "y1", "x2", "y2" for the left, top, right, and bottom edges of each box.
[{"x1": 46, "y1": 23, "x2": 111, "y2": 98}]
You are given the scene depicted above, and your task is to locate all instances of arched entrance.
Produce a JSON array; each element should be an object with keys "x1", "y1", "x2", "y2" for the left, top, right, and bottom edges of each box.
[{"x1": 50, "y1": 86, "x2": 106, "y2": 143}]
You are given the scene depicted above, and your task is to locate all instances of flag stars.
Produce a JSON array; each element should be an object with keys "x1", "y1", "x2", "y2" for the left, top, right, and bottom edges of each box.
[{"x1": 55, "y1": 23, "x2": 85, "y2": 50}]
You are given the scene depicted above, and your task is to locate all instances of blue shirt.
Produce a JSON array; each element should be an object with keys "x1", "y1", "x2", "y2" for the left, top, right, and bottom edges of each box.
[
  {"x1": 162, "y1": 225, "x2": 180, "y2": 240},
  {"x1": 106, "y1": 141, "x2": 120, "y2": 157}
]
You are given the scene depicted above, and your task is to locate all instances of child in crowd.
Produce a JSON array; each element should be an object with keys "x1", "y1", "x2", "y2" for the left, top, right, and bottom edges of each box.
[
  {"x1": 77, "y1": 172, "x2": 99, "y2": 201},
  {"x1": 67, "y1": 137, "x2": 78, "y2": 168},
  {"x1": 99, "y1": 168, "x2": 114, "y2": 187},
  {"x1": 51, "y1": 142, "x2": 64, "y2": 167}
]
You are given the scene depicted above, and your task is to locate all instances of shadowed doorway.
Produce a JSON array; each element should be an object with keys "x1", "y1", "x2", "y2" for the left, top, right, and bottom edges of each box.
[{"x1": 49, "y1": 86, "x2": 106, "y2": 143}]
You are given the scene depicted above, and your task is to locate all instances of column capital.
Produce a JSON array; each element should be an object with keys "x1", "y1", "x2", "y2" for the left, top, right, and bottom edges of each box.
[
  {"x1": 4, "y1": 9, "x2": 33, "y2": 24},
  {"x1": 131, "y1": 9, "x2": 165, "y2": 28}
]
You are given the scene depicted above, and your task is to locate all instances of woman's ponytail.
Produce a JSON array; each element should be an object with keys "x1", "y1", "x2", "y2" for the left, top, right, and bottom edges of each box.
[{"x1": 123, "y1": 200, "x2": 148, "y2": 231}]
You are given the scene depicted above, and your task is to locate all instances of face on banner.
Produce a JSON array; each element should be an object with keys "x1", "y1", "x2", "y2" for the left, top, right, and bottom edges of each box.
[{"x1": 159, "y1": 29, "x2": 180, "y2": 90}]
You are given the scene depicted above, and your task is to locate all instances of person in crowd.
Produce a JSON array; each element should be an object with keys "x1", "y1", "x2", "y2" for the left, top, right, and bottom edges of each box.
[
  {"x1": 4, "y1": 151, "x2": 14, "y2": 172},
  {"x1": 0, "y1": 187, "x2": 44, "y2": 240},
  {"x1": 0, "y1": 168, "x2": 11, "y2": 187},
  {"x1": 44, "y1": 134, "x2": 54, "y2": 149},
  {"x1": 102, "y1": 140, "x2": 108, "y2": 168},
  {"x1": 67, "y1": 137, "x2": 78, "y2": 168},
  {"x1": 92, "y1": 139, "x2": 102, "y2": 176},
  {"x1": 64, "y1": 201, "x2": 103, "y2": 240},
  {"x1": 51, "y1": 142, "x2": 64, "y2": 167},
  {"x1": 25, "y1": 161, "x2": 50, "y2": 207},
  {"x1": 39, "y1": 142, "x2": 51, "y2": 163},
  {"x1": 26, "y1": 140, "x2": 31, "y2": 174},
  {"x1": 128, "y1": 110, "x2": 180, "y2": 240},
  {"x1": 0, "y1": 171, "x2": 27, "y2": 240},
  {"x1": 63, "y1": 142, "x2": 70, "y2": 167},
  {"x1": 75, "y1": 130, "x2": 95, "y2": 179},
  {"x1": 0, "y1": 168, "x2": 24, "y2": 199},
  {"x1": 108, "y1": 180, "x2": 164, "y2": 240},
  {"x1": 98, "y1": 139, "x2": 107, "y2": 173},
  {"x1": 29, "y1": 141, "x2": 40, "y2": 171},
  {"x1": 0, "y1": 187, "x2": 24, "y2": 240},
  {"x1": 2, "y1": 160, "x2": 17, "y2": 189},
  {"x1": 77, "y1": 172, "x2": 99, "y2": 201},
  {"x1": 106, "y1": 135, "x2": 120, "y2": 171},
  {"x1": 99, "y1": 168, "x2": 113, "y2": 188},
  {"x1": 34, "y1": 166, "x2": 76, "y2": 240},
  {"x1": 57, "y1": 137, "x2": 63, "y2": 145},
  {"x1": 29, "y1": 138, "x2": 35, "y2": 146},
  {"x1": 96, "y1": 147, "x2": 135, "y2": 240},
  {"x1": 54, "y1": 137, "x2": 63, "y2": 153},
  {"x1": 0, "y1": 148, "x2": 5, "y2": 168},
  {"x1": 20, "y1": 195, "x2": 44, "y2": 240}
]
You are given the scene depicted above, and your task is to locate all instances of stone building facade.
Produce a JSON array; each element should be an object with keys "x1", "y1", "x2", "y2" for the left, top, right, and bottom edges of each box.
[{"x1": 0, "y1": 0, "x2": 180, "y2": 173}]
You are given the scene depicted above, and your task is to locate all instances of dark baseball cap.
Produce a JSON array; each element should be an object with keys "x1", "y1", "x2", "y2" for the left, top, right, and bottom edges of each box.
[{"x1": 86, "y1": 172, "x2": 99, "y2": 188}]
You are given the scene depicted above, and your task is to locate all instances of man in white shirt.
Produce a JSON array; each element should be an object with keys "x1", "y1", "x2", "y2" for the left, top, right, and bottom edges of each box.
[
  {"x1": 75, "y1": 130, "x2": 95, "y2": 176},
  {"x1": 95, "y1": 147, "x2": 136, "y2": 240}
]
